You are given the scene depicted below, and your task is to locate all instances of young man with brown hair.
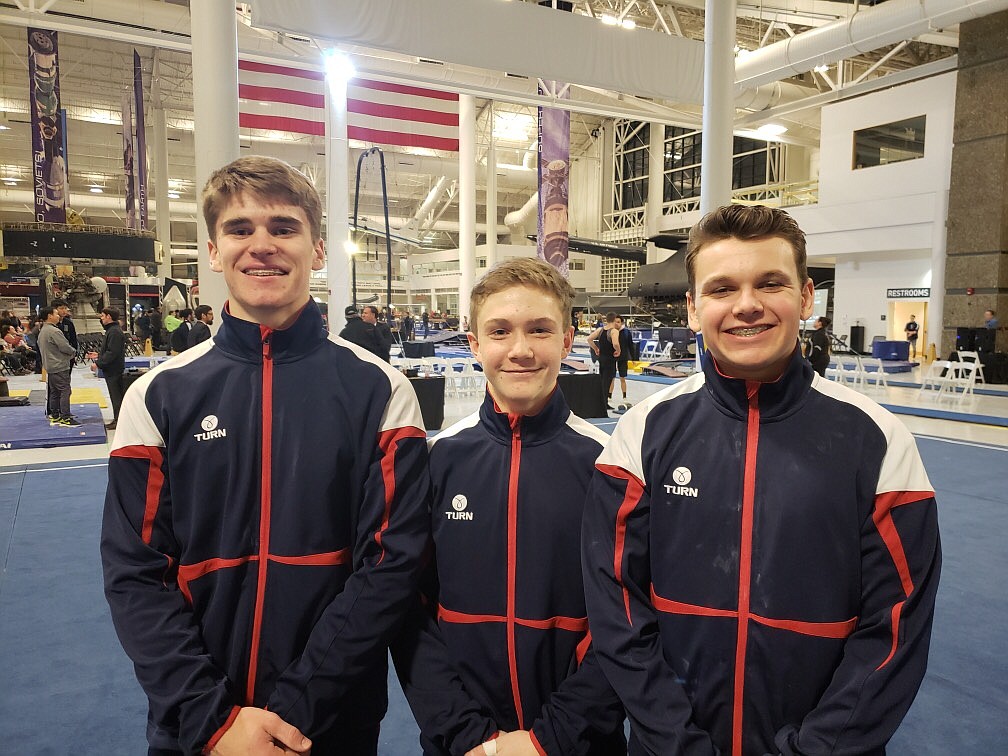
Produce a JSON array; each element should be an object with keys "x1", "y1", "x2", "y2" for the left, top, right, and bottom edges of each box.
[
  {"x1": 102, "y1": 156, "x2": 431, "y2": 755},
  {"x1": 394, "y1": 257, "x2": 626, "y2": 756},
  {"x1": 583, "y1": 204, "x2": 941, "y2": 755}
]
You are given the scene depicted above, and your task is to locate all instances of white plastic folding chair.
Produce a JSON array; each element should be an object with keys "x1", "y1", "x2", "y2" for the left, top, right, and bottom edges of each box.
[
  {"x1": 956, "y1": 350, "x2": 986, "y2": 385},
  {"x1": 947, "y1": 360, "x2": 980, "y2": 401},
  {"x1": 918, "y1": 360, "x2": 955, "y2": 399},
  {"x1": 825, "y1": 359, "x2": 845, "y2": 383},
  {"x1": 460, "y1": 358, "x2": 486, "y2": 395},
  {"x1": 858, "y1": 357, "x2": 889, "y2": 389},
  {"x1": 639, "y1": 340, "x2": 660, "y2": 360},
  {"x1": 835, "y1": 354, "x2": 864, "y2": 388}
]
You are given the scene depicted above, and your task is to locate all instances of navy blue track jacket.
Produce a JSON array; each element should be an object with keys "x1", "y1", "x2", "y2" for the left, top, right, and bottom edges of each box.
[
  {"x1": 582, "y1": 350, "x2": 941, "y2": 755},
  {"x1": 101, "y1": 301, "x2": 430, "y2": 754},
  {"x1": 394, "y1": 388, "x2": 627, "y2": 755}
]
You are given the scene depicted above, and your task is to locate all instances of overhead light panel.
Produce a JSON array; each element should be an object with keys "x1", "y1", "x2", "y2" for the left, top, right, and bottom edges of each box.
[
  {"x1": 756, "y1": 123, "x2": 788, "y2": 137},
  {"x1": 167, "y1": 191, "x2": 180, "y2": 199},
  {"x1": 89, "y1": 185, "x2": 104, "y2": 194}
]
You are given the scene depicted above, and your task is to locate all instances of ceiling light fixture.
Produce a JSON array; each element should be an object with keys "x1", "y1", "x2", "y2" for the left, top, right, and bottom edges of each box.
[
  {"x1": 89, "y1": 185, "x2": 104, "y2": 194},
  {"x1": 167, "y1": 191, "x2": 180, "y2": 199},
  {"x1": 756, "y1": 123, "x2": 788, "y2": 137},
  {"x1": 600, "y1": 14, "x2": 619, "y2": 25},
  {"x1": 3, "y1": 178, "x2": 16, "y2": 185},
  {"x1": 621, "y1": 18, "x2": 636, "y2": 30}
]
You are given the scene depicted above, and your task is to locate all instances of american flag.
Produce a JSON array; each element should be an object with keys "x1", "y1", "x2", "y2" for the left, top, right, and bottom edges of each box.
[{"x1": 238, "y1": 59, "x2": 459, "y2": 151}]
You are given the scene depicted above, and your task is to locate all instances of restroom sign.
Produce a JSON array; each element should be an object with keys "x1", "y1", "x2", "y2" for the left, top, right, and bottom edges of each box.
[{"x1": 886, "y1": 287, "x2": 930, "y2": 299}]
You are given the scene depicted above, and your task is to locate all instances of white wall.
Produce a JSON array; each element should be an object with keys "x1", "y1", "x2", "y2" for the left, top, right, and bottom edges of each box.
[{"x1": 832, "y1": 253, "x2": 932, "y2": 347}]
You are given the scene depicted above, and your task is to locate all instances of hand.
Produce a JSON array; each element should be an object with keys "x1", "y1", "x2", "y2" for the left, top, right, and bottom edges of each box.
[
  {"x1": 493, "y1": 730, "x2": 537, "y2": 755},
  {"x1": 90, "y1": 363, "x2": 97, "y2": 373},
  {"x1": 210, "y1": 707, "x2": 311, "y2": 756},
  {"x1": 86, "y1": 351, "x2": 98, "y2": 360}
]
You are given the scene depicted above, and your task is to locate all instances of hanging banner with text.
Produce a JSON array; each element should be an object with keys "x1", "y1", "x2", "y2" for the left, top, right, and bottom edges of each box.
[
  {"x1": 537, "y1": 83, "x2": 570, "y2": 277},
  {"x1": 27, "y1": 28, "x2": 67, "y2": 223},
  {"x1": 134, "y1": 50, "x2": 149, "y2": 230},
  {"x1": 122, "y1": 92, "x2": 137, "y2": 230}
]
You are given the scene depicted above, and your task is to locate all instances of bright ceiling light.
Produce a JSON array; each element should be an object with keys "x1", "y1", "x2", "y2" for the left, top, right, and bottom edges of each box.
[
  {"x1": 813, "y1": 64, "x2": 829, "y2": 74},
  {"x1": 0, "y1": 124, "x2": 10, "y2": 131},
  {"x1": 324, "y1": 49, "x2": 356, "y2": 83},
  {"x1": 343, "y1": 239, "x2": 360, "y2": 256},
  {"x1": 756, "y1": 123, "x2": 788, "y2": 137},
  {"x1": 620, "y1": 18, "x2": 636, "y2": 30},
  {"x1": 600, "y1": 14, "x2": 618, "y2": 25},
  {"x1": 167, "y1": 191, "x2": 180, "y2": 199},
  {"x1": 89, "y1": 185, "x2": 104, "y2": 193},
  {"x1": 493, "y1": 111, "x2": 535, "y2": 143},
  {"x1": 3, "y1": 178, "x2": 16, "y2": 185}
]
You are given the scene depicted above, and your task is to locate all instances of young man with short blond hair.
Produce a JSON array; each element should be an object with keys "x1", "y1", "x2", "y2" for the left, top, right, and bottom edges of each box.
[
  {"x1": 394, "y1": 257, "x2": 626, "y2": 756},
  {"x1": 583, "y1": 204, "x2": 941, "y2": 755}
]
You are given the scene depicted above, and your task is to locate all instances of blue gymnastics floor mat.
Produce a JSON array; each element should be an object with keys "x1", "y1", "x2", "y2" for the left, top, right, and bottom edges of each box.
[{"x1": 0, "y1": 403, "x2": 107, "y2": 450}]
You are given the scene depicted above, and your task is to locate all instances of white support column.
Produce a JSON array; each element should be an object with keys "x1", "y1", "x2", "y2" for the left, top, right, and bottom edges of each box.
[
  {"x1": 151, "y1": 104, "x2": 172, "y2": 281},
  {"x1": 458, "y1": 94, "x2": 477, "y2": 321},
  {"x1": 325, "y1": 63, "x2": 353, "y2": 334},
  {"x1": 699, "y1": 0, "x2": 736, "y2": 214},
  {"x1": 928, "y1": 188, "x2": 948, "y2": 359},
  {"x1": 190, "y1": 2, "x2": 239, "y2": 321},
  {"x1": 485, "y1": 101, "x2": 498, "y2": 271},
  {"x1": 646, "y1": 122, "x2": 665, "y2": 263}
]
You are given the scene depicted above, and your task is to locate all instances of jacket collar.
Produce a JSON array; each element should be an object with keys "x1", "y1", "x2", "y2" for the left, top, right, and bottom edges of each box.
[
  {"x1": 702, "y1": 344, "x2": 814, "y2": 421},
  {"x1": 213, "y1": 299, "x2": 327, "y2": 363},
  {"x1": 478, "y1": 382, "x2": 572, "y2": 445}
]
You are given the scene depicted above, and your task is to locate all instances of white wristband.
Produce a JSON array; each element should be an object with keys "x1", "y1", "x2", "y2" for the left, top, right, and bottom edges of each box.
[{"x1": 483, "y1": 739, "x2": 498, "y2": 756}]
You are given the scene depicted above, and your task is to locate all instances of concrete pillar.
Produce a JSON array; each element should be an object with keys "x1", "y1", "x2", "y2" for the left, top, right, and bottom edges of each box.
[
  {"x1": 699, "y1": 0, "x2": 736, "y2": 214},
  {"x1": 458, "y1": 94, "x2": 477, "y2": 320},
  {"x1": 485, "y1": 101, "x2": 498, "y2": 271},
  {"x1": 942, "y1": 9, "x2": 1008, "y2": 354},
  {"x1": 150, "y1": 105, "x2": 172, "y2": 281},
  {"x1": 325, "y1": 69, "x2": 353, "y2": 334},
  {"x1": 190, "y1": 2, "x2": 239, "y2": 322},
  {"x1": 646, "y1": 122, "x2": 665, "y2": 264}
]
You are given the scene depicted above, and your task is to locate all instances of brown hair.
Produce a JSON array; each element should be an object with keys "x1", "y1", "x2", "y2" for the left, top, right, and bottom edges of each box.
[
  {"x1": 201, "y1": 156, "x2": 323, "y2": 242},
  {"x1": 685, "y1": 204, "x2": 808, "y2": 294},
  {"x1": 101, "y1": 307, "x2": 120, "y2": 322},
  {"x1": 470, "y1": 257, "x2": 575, "y2": 332}
]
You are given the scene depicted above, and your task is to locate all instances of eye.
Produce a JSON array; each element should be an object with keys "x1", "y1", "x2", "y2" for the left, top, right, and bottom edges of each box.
[{"x1": 761, "y1": 280, "x2": 785, "y2": 290}]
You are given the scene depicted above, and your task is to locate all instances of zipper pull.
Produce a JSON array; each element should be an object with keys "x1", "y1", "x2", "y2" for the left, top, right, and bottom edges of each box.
[{"x1": 261, "y1": 332, "x2": 272, "y2": 360}]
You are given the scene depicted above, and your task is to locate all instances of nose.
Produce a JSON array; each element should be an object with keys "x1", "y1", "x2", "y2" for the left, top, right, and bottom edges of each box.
[
  {"x1": 247, "y1": 226, "x2": 277, "y2": 253},
  {"x1": 733, "y1": 286, "x2": 764, "y2": 318},
  {"x1": 507, "y1": 332, "x2": 534, "y2": 360}
]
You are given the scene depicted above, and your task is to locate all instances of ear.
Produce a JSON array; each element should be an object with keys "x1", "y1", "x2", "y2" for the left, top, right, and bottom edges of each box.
[
  {"x1": 467, "y1": 330, "x2": 481, "y2": 362},
  {"x1": 562, "y1": 325, "x2": 574, "y2": 358},
  {"x1": 800, "y1": 277, "x2": 815, "y2": 320},
  {"x1": 686, "y1": 290, "x2": 701, "y2": 332},
  {"x1": 312, "y1": 239, "x2": 326, "y2": 271},
  {"x1": 208, "y1": 239, "x2": 223, "y2": 273}
]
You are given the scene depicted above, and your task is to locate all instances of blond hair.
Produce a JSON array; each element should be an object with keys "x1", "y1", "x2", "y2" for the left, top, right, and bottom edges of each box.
[
  {"x1": 201, "y1": 156, "x2": 323, "y2": 241},
  {"x1": 470, "y1": 258, "x2": 574, "y2": 332}
]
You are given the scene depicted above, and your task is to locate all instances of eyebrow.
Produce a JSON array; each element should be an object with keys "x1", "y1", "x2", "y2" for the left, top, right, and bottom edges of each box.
[
  {"x1": 482, "y1": 317, "x2": 559, "y2": 329},
  {"x1": 701, "y1": 269, "x2": 794, "y2": 287},
  {"x1": 219, "y1": 215, "x2": 305, "y2": 231}
]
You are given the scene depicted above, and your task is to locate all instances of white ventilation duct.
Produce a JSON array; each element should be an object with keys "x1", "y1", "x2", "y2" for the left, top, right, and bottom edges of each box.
[
  {"x1": 503, "y1": 192, "x2": 538, "y2": 229},
  {"x1": 735, "y1": 0, "x2": 1008, "y2": 91}
]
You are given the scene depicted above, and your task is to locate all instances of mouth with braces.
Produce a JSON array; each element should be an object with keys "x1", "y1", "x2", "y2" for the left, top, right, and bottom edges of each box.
[{"x1": 727, "y1": 325, "x2": 771, "y2": 337}]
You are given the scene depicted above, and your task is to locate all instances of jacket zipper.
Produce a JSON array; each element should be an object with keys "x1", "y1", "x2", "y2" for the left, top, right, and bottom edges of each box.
[
  {"x1": 506, "y1": 414, "x2": 525, "y2": 729},
  {"x1": 246, "y1": 329, "x2": 274, "y2": 704},
  {"x1": 732, "y1": 382, "x2": 761, "y2": 756}
]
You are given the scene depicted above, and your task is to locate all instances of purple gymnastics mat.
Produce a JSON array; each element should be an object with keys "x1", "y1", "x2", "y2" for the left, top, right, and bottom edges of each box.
[{"x1": 0, "y1": 403, "x2": 107, "y2": 450}]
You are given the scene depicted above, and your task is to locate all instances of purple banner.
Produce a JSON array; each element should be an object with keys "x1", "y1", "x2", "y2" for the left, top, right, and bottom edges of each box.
[
  {"x1": 27, "y1": 28, "x2": 67, "y2": 223},
  {"x1": 122, "y1": 92, "x2": 137, "y2": 230},
  {"x1": 537, "y1": 83, "x2": 570, "y2": 277},
  {"x1": 134, "y1": 50, "x2": 149, "y2": 230}
]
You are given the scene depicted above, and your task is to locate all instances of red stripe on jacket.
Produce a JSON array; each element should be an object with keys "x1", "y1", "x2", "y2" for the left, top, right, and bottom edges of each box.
[
  {"x1": 111, "y1": 445, "x2": 165, "y2": 545},
  {"x1": 596, "y1": 463, "x2": 646, "y2": 625},
  {"x1": 375, "y1": 426, "x2": 426, "y2": 563}
]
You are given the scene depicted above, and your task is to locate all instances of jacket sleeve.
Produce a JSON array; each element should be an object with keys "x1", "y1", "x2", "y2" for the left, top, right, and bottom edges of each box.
[
  {"x1": 390, "y1": 565, "x2": 499, "y2": 755},
  {"x1": 55, "y1": 328, "x2": 77, "y2": 357},
  {"x1": 101, "y1": 384, "x2": 239, "y2": 753},
  {"x1": 267, "y1": 372, "x2": 432, "y2": 735},
  {"x1": 582, "y1": 423, "x2": 718, "y2": 756},
  {"x1": 96, "y1": 328, "x2": 124, "y2": 370},
  {"x1": 775, "y1": 424, "x2": 941, "y2": 756},
  {"x1": 528, "y1": 641, "x2": 627, "y2": 756}
]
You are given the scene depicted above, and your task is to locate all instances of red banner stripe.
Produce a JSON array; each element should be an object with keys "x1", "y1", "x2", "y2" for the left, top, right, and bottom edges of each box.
[
  {"x1": 353, "y1": 77, "x2": 458, "y2": 101},
  {"x1": 347, "y1": 98, "x2": 459, "y2": 127},
  {"x1": 239, "y1": 58, "x2": 324, "y2": 81},
  {"x1": 239, "y1": 83, "x2": 323, "y2": 109},
  {"x1": 347, "y1": 125, "x2": 459, "y2": 152},
  {"x1": 239, "y1": 113, "x2": 324, "y2": 136}
]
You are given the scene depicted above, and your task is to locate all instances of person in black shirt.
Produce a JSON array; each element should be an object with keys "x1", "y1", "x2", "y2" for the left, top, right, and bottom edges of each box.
[
  {"x1": 612, "y1": 315, "x2": 635, "y2": 402},
  {"x1": 87, "y1": 307, "x2": 126, "y2": 429},
  {"x1": 904, "y1": 313, "x2": 919, "y2": 358},
  {"x1": 588, "y1": 312, "x2": 619, "y2": 409},
  {"x1": 808, "y1": 316, "x2": 831, "y2": 376},
  {"x1": 187, "y1": 305, "x2": 214, "y2": 348},
  {"x1": 339, "y1": 305, "x2": 381, "y2": 356}
]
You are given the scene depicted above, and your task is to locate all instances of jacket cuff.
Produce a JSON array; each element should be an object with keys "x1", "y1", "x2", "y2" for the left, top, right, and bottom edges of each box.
[{"x1": 202, "y1": 705, "x2": 241, "y2": 755}]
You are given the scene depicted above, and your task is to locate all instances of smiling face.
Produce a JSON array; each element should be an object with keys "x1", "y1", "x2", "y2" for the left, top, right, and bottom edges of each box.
[
  {"x1": 686, "y1": 236, "x2": 813, "y2": 382},
  {"x1": 208, "y1": 193, "x2": 325, "y2": 330},
  {"x1": 468, "y1": 284, "x2": 574, "y2": 416}
]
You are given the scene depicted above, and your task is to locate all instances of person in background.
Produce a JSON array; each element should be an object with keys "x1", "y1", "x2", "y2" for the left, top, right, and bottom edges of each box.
[
  {"x1": 402, "y1": 310, "x2": 415, "y2": 342},
  {"x1": 87, "y1": 307, "x2": 125, "y2": 430},
  {"x1": 187, "y1": 304, "x2": 214, "y2": 348},
  {"x1": 588, "y1": 312, "x2": 619, "y2": 410},
  {"x1": 612, "y1": 315, "x2": 634, "y2": 403},
  {"x1": 38, "y1": 305, "x2": 80, "y2": 426},
  {"x1": 51, "y1": 298, "x2": 78, "y2": 363},
  {"x1": 148, "y1": 305, "x2": 164, "y2": 351},
  {"x1": 422, "y1": 310, "x2": 430, "y2": 339},
  {"x1": 904, "y1": 313, "x2": 919, "y2": 358},
  {"x1": 101, "y1": 155, "x2": 431, "y2": 755},
  {"x1": 984, "y1": 309, "x2": 998, "y2": 329},
  {"x1": 807, "y1": 315, "x2": 832, "y2": 377},
  {"x1": 392, "y1": 258, "x2": 627, "y2": 756},
  {"x1": 362, "y1": 304, "x2": 393, "y2": 362},
  {"x1": 583, "y1": 204, "x2": 941, "y2": 755},
  {"x1": 169, "y1": 308, "x2": 193, "y2": 354},
  {"x1": 340, "y1": 304, "x2": 381, "y2": 357}
]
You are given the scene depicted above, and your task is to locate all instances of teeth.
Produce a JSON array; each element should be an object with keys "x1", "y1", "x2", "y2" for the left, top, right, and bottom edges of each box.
[
  {"x1": 729, "y1": 326, "x2": 768, "y2": 336},
  {"x1": 245, "y1": 270, "x2": 284, "y2": 276}
]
